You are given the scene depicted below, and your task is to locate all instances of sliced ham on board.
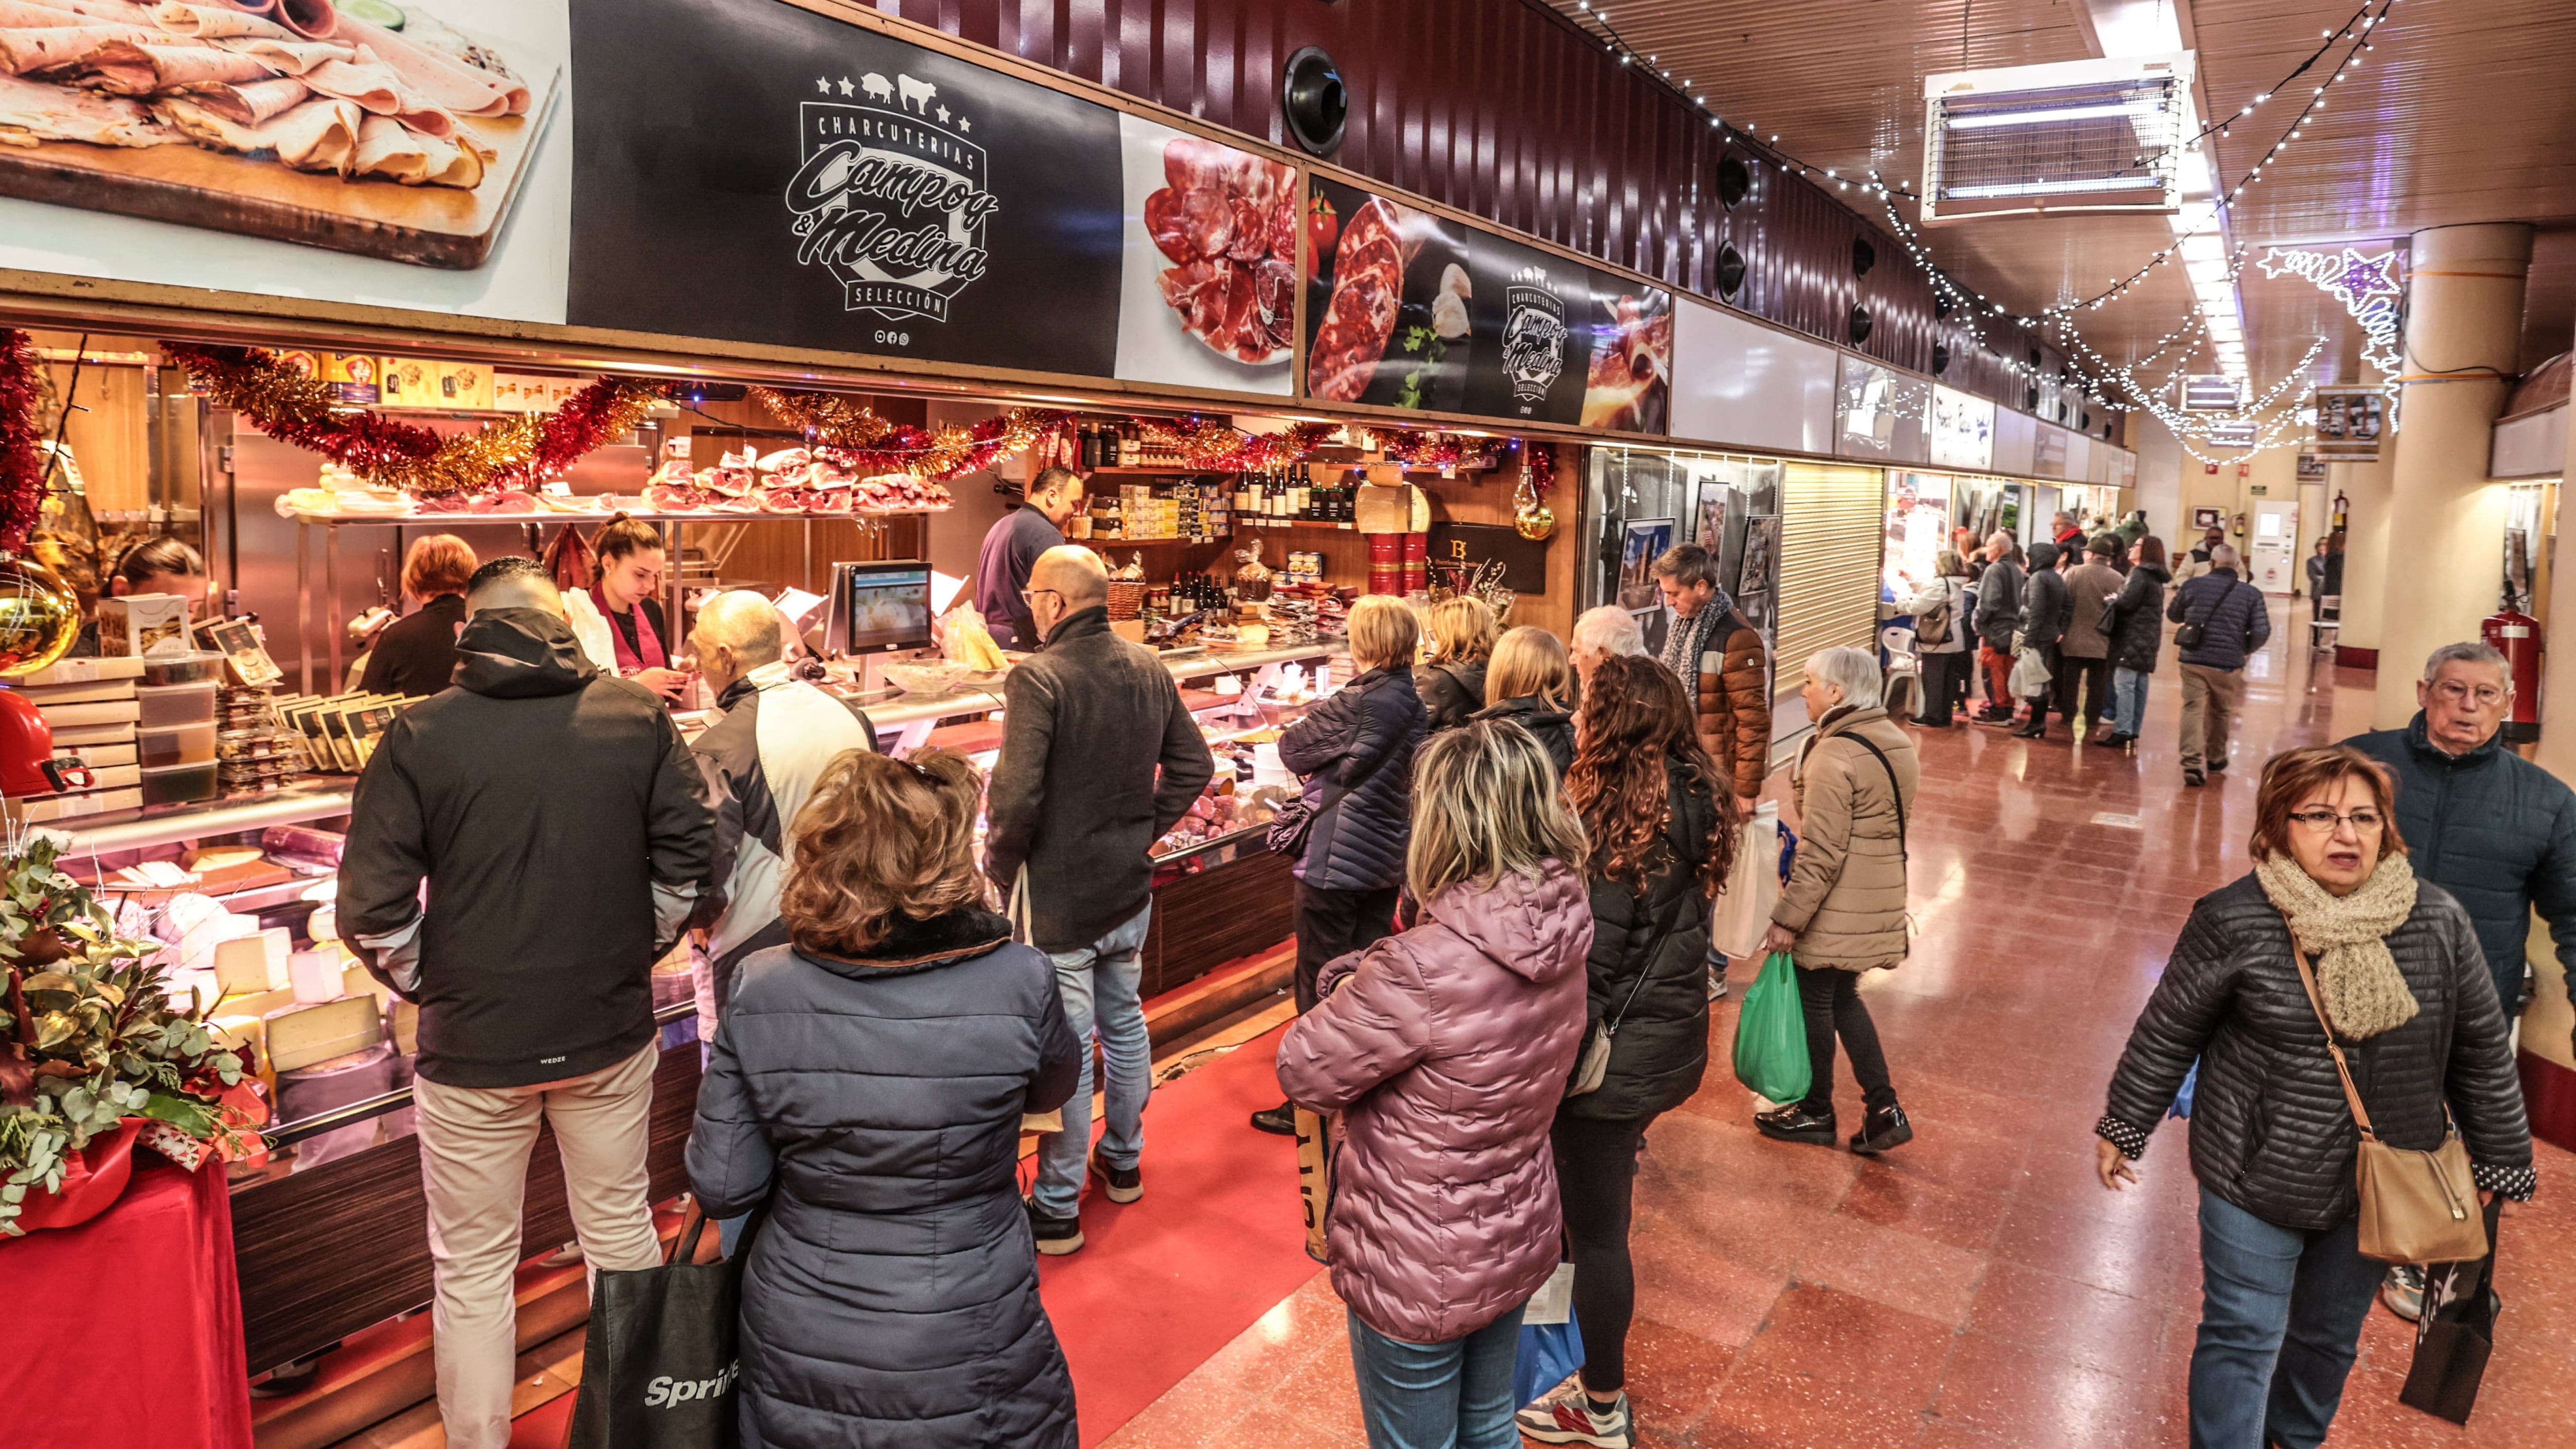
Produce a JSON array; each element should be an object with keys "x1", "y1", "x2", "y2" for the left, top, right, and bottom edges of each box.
[
  {"x1": 0, "y1": 67, "x2": 171, "y2": 144},
  {"x1": 73, "y1": 37, "x2": 273, "y2": 93},
  {"x1": 334, "y1": 16, "x2": 522, "y2": 118},
  {"x1": 145, "y1": 1, "x2": 293, "y2": 41},
  {"x1": 184, "y1": 72, "x2": 303, "y2": 125},
  {"x1": 351, "y1": 112, "x2": 485, "y2": 189},
  {"x1": 208, "y1": 35, "x2": 352, "y2": 74},
  {"x1": 156, "y1": 90, "x2": 359, "y2": 174},
  {"x1": 301, "y1": 47, "x2": 456, "y2": 137},
  {"x1": 0, "y1": 24, "x2": 159, "y2": 74},
  {"x1": 0, "y1": 2, "x2": 109, "y2": 28}
]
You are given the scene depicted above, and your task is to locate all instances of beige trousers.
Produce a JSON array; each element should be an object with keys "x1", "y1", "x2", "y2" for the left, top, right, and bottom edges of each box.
[
  {"x1": 2177, "y1": 662, "x2": 2245, "y2": 773},
  {"x1": 414, "y1": 1042, "x2": 663, "y2": 1449}
]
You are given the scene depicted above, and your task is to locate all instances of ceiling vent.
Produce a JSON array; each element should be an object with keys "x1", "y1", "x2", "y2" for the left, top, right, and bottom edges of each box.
[{"x1": 1920, "y1": 53, "x2": 2195, "y2": 223}]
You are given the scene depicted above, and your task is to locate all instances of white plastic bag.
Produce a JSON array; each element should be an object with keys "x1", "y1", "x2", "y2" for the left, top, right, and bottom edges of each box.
[
  {"x1": 1711, "y1": 805, "x2": 1781, "y2": 959},
  {"x1": 2008, "y1": 646, "x2": 2052, "y2": 698},
  {"x1": 1523, "y1": 1262, "x2": 1578, "y2": 1325}
]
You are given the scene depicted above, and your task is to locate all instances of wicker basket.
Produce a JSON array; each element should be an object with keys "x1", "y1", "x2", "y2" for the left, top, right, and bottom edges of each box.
[{"x1": 1107, "y1": 580, "x2": 1150, "y2": 620}]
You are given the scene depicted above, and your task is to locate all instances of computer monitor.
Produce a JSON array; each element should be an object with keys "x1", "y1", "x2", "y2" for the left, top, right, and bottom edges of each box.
[{"x1": 830, "y1": 561, "x2": 935, "y2": 656}]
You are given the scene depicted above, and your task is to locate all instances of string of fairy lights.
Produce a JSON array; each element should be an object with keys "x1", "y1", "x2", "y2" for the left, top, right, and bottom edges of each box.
[{"x1": 1560, "y1": 0, "x2": 2409, "y2": 452}]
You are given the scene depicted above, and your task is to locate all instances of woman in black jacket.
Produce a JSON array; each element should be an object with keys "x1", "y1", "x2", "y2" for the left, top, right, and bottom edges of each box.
[
  {"x1": 1517, "y1": 654, "x2": 1731, "y2": 1448},
  {"x1": 1251, "y1": 596, "x2": 1428, "y2": 1135},
  {"x1": 688, "y1": 747, "x2": 1082, "y2": 1449},
  {"x1": 2095, "y1": 745, "x2": 2531, "y2": 1449},
  {"x1": 1416, "y1": 596, "x2": 1499, "y2": 732},
  {"x1": 2099, "y1": 535, "x2": 2171, "y2": 749},
  {"x1": 1472, "y1": 624, "x2": 1577, "y2": 777},
  {"x1": 359, "y1": 534, "x2": 477, "y2": 697}
]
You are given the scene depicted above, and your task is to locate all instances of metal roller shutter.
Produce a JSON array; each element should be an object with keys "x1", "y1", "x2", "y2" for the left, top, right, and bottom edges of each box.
[{"x1": 1775, "y1": 463, "x2": 1887, "y2": 695}]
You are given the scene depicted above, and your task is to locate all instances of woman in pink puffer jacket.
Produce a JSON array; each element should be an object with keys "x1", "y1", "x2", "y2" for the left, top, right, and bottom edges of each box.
[{"x1": 1277, "y1": 719, "x2": 1594, "y2": 1449}]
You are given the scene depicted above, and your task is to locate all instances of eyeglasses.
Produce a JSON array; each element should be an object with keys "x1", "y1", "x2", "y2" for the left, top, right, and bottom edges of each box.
[
  {"x1": 2286, "y1": 808, "x2": 2385, "y2": 833},
  {"x1": 2430, "y1": 680, "x2": 2507, "y2": 707},
  {"x1": 1020, "y1": 588, "x2": 1060, "y2": 606}
]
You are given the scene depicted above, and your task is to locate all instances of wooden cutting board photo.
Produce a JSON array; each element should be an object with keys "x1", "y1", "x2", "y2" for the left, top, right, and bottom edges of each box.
[{"x1": 0, "y1": 6, "x2": 560, "y2": 270}]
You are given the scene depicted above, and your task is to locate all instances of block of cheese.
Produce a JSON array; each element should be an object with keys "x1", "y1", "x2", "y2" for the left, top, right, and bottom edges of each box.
[
  {"x1": 391, "y1": 999, "x2": 419, "y2": 1057},
  {"x1": 210, "y1": 1013, "x2": 267, "y2": 1074},
  {"x1": 212, "y1": 933, "x2": 286, "y2": 995},
  {"x1": 342, "y1": 960, "x2": 393, "y2": 1011},
  {"x1": 14, "y1": 656, "x2": 145, "y2": 686},
  {"x1": 264, "y1": 996, "x2": 385, "y2": 1073},
  {"x1": 33, "y1": 700, "x2": 142, "y2": 729}
]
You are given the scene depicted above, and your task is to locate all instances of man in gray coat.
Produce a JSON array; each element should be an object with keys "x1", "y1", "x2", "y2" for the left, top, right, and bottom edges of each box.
[
  {"x1": 986, "y1": 546, "x2": 1214, "y2": 1255},
  {"x1": 1971, "y1": 532, "x2": 2024, "y2": 724}
]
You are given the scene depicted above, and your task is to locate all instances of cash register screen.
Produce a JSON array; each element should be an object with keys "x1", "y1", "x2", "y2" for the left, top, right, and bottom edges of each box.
[{"x1": 835, "y1": 562, "x2": 934, "y2": 655}]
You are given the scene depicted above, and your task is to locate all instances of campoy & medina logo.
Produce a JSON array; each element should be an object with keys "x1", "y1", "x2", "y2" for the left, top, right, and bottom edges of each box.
[
  {"x1": 788, "y1": 69, "x2": 997, "y2": 323},
  {"x1": 1501, "y1": 265, "x2": 1567, "y2": 412}
]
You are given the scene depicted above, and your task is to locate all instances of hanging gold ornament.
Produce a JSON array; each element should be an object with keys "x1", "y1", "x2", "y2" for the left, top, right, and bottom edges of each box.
[
  {"x1": 1512, "y1": 478, "x2": 1556, "y2": 541},
  {"x1": 0, "y1": 553, "x2": 81, "y2": 678}
]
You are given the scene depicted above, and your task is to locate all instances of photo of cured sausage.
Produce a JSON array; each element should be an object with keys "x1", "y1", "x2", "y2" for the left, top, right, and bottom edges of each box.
[{"x1": 1305, "y1": 194, "x2": 1402, "y2": 403}]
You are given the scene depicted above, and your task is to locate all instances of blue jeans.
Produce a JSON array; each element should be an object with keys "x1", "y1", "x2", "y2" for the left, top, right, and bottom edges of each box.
[
  {"x1": 2113, "y1": 666, "x2": 2150, "y2": 737},
  {"x1": 2189, "y1": 1187, "x2": 2383, "y2": 1449},
  {"x1": 1031, "y1": 903, "x2": 1154, "y2": 1216},
  {"x1": 1346, "y1": 1304, "x2": 1527, "y2": 1449}
]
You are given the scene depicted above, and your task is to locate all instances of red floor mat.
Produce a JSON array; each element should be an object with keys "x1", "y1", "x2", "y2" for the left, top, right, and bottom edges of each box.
[{"x1": 1032, "y1": 1026, "x2": 1324, "y2": 1446}]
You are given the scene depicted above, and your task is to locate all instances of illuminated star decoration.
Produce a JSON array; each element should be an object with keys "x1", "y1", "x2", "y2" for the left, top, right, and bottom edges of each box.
[{"x1": 2258, "y1": 246, "x2": 2405, "y2": 378}]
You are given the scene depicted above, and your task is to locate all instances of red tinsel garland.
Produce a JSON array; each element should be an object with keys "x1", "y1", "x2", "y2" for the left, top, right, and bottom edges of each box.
[
  {"x1": 162, "y1": 343, "x2": 671, "y2": 496},
  {"x1": 1134, "y1": 416, "x2": 1341, "y2": 472},
  {"x1": 1522, "y1": 439, "x2": 1557, "y2": 498},
  {"x1": 0, "y1": 330, "x2": 44, "y2": 555}
]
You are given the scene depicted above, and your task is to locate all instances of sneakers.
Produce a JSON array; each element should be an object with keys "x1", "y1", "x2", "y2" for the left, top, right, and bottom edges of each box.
[
  {"x1": 1850, "y1": 1104, "x2": 1914, "y2": 1155},
  {"x1": 2184, "y1": 768, "x2": 2206, "y2": 788},
  {"x1": 2382, "y1": 1264, "x2": 2426, "y2": 1322},
  {"x1": 1092, "y1": 1148, "x2": 1142, "y2": 1204},
  {"x1": 1025, "y1": 1196, "x2": 1083, "y2": 1256},
  {"x1": 1706, "y1": 964, "x2": 1731, "y2": 1001},
  {"x1": 2207, "y1": 756, "x2": 2230, "y2": 773},
  {"x1": 1754, "y1": 1103, "x2": 1839, "y2": 1146},
  {"x1": 1515, "y1": 1386, "x2": 1634, "y2": 1447},
  {"x1": 1250, "y1": 1102, "x2": 1298, "y2": 1136}
]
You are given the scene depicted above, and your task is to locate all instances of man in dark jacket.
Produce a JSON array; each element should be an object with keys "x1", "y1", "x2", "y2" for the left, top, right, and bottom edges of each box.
[
  {"x1": 2344, "y1": 640, "x2": 2576, "y2": 1319},
  {"x1": 2010, "y1": 540, "x2": 2071, "y2": 739},
  {"x1": 2166, "y1": 544, "x2": 2271, "y2": 785},
  {"x1": 340, "y1": 557, "x2": 715, "y2": 1449},
  {"x1": 986, "y1": 545, "x2": 1214, "y2": 1253},
  {"x1": 1971, "y1": 532, "x2": 2024, "y2": 723},
  {"x1": 973, "y1": 466, "x2": 1086, "y2": 648},
  {"x1": 2058, "y1": 536, "x2": 2126, "y2": 738}
]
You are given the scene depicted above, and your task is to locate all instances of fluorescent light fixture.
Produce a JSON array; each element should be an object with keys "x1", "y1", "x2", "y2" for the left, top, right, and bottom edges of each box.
[
  {"x1": 1944, "y1": 100, "x2": 2166, "y2": 130},
  {"x1": 1945, "y1": 174, "x2": 2165, "y2": 199}
]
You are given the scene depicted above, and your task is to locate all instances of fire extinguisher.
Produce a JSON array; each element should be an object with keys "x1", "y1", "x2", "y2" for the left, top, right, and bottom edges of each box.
[{"x1": 2482, "y1": 596, "x2": 2543, "y2": 744}]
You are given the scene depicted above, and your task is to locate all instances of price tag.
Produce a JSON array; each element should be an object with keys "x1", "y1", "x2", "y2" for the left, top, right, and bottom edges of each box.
[
  {"x1": 1213, "y1": 675, "x2": 1243, "y2": 696},
  {"x1": 542, "y1": 481, "x2": 572, "y2": 497}
]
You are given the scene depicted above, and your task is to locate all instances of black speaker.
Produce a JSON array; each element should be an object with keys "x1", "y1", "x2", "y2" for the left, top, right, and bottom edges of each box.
[
  {"x1": 1934, "y1": 291, "x2": 1954, "y2": 319},
  {"x1": 1848, "y1": 304, "x2": 1873, "y2": 345},
  {"x1": 1717, "y1": 156, "x2": 1751, "y2": 209},
  {"x1": 1716, "y1": 241, "x2": 1747, "y2": 299},
  {"x1": 1932, "y1": 343, "x2": 1950, "y2": 376},
  {"x1": 1282, "y1": 47, "x2": 1347, "y2": 157},
  {"x1": 1852, "y1": 237, "x2": 1875, "y2": 277}
]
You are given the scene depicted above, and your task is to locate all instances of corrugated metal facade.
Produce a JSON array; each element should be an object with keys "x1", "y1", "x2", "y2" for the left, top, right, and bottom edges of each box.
[
  {"x1": 848, "y1": 0, "x2": 2089, "y2": 424},
  {"x1": 1774, "y1": 462, "x2": 1886, "y2": 694}
]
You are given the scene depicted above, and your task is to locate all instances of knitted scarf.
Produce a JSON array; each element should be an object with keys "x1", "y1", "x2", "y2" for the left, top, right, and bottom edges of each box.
[
  {"x1": 1659, "y1": 589, "x2": 1733, "y2": 682},
  {"x1": 2253, "y1": 851, "x2": 2421, "y2": 1040}
]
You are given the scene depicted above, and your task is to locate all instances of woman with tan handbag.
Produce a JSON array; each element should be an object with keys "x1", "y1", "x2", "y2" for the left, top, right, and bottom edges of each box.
[{"x1": 2093, "y1": 744, "x2": 2533, "y2": 1449}]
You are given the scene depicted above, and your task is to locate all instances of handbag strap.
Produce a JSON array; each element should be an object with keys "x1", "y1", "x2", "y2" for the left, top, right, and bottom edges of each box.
[
  {"x1": 2285, "y1": 926, "x2": 2381, "y2": 1143},
  {"x1": 1838, "y1": 731, "x2": 1909, "y2": 862},
  {"x1": 1605, "y1": 884, "x2": 1693, "y2": 1037}
]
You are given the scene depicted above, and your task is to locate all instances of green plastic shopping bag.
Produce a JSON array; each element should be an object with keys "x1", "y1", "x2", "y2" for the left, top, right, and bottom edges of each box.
[{"x1": 1732, "y1": 951, "x2": 1811, "y2": 1104}]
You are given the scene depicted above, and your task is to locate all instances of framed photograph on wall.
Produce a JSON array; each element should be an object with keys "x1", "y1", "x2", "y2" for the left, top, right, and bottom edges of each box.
[
  {"x1": 1617, "y1": 518, "x2": 1675, "y2": 610},
  {"x1": 2192, "y1": 506, "x2": 2225, "y2": 530}
]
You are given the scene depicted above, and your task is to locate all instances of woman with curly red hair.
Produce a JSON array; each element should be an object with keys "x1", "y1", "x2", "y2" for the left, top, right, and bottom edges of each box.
[{"x1": 1519, "y1": 653, "x2": 1734, "y2": 1449}]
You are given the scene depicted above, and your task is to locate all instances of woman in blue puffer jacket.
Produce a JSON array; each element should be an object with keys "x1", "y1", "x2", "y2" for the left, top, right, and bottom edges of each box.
[{"x1": 1251, "y1": 595, "x2": 1428, "y2": 1135}]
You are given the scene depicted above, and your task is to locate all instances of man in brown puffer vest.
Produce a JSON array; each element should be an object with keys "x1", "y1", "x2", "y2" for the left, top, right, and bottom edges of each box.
[{"x1": 1650, "y1": 543, "x2": 1772, "y2": 805}]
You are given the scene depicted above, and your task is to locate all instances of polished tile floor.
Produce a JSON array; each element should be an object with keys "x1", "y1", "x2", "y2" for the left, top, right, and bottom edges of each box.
[{"x1": 1103, "y1": 603, "x2": 2576, "y2": 1448}]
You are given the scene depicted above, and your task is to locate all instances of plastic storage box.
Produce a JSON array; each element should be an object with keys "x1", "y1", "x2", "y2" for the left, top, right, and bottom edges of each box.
[
  {"x1": 137, "y1": 721, "x2": 218, "y2": 766},
  {"x1": 141, "y1": 651, "x2": 226, "y2": 687},
  {"x1": 134, "y1": 682, "x2": 217, "y2": 727},
  {"x1": 139, "y1": 759, "x2": 220, "y2": 806}
]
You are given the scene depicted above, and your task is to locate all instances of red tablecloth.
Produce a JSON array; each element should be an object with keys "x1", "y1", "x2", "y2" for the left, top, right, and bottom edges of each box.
[{"x1": 0, "y1": 1156, "x2": 253, "y2": 1449}]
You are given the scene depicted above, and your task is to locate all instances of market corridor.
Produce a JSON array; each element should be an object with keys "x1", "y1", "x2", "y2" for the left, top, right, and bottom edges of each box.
[{"x1": 1101, "y1": 602, "x2": 2576, "y2": 1449}]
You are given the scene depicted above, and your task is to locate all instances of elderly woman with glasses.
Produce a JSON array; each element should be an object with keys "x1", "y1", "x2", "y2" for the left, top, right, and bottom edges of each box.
[{"x1": 2094, "y1": 744, "x2": 2532, "y2": 1449}]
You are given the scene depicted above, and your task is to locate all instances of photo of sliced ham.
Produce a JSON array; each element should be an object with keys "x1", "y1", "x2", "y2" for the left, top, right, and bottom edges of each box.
[
  {"x1": 144, "y1": 2, "x2": 293, "y2": 41},
  {"x1": 1142, "y1": 134, "x2": 1298, "y2": 366},
  {"x1": 334, "y1": 16, "x2": 520, "y2": 118},
  {"x1": 156, "y1": 90, "x2": 358, "y2": 174},
  {"x1": 1307, "y1": 197, "x2": 1405, "y2": 402},
  {"x1": 0, "y1": 2, "x2": 113, "y2": 29},
  {"x1": 70, "y1": 38, "x2": 273, "y2": 94},
  {"x1": 206, "y1": 35, "x2": 350, "y2": 75},
  {"x1": 1, "y1": 25, "x2": 160, "y2": 76},
  {"x1": 351, "y1": 111, "x2": 484, "y2": 188},
  {"x1": 0, "y1": 67, "x2": 170, "y2": 145},
  {"x1": 183, "y1": 71, "x2": 301, "y2": 125}
]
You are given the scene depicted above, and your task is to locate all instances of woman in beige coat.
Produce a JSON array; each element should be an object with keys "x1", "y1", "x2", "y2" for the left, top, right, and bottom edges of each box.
[{"x1": 1757, "y1": 646, "x2": 1919, "y2": 1154}]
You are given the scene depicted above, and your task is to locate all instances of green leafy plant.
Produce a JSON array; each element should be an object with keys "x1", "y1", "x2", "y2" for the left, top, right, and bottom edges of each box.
[
  {"x1": 1, "y1": 838, "x2": 246, "y2": 1234},
  {"x1": 1393, "y1": 326, "x2": 1448, "y2": 411}
]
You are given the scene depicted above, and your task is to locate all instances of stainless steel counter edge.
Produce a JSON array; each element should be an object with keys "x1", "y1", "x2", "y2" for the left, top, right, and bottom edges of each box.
[
  {"x1": 862, "y1": 638, "x2": 1347, "y2": 729},
  {"x1": 50, "y1": 783, "x2": 358, "y2": 854}
]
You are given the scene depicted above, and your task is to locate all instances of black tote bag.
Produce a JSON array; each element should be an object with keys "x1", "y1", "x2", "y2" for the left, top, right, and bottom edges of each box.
[
  {"x1": 566, "y1": 1205, "x2": 756, "y2": 1449},
  {"x1": 2400, "y1": 1196, "x2": 2506, "y2": 1425}
]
